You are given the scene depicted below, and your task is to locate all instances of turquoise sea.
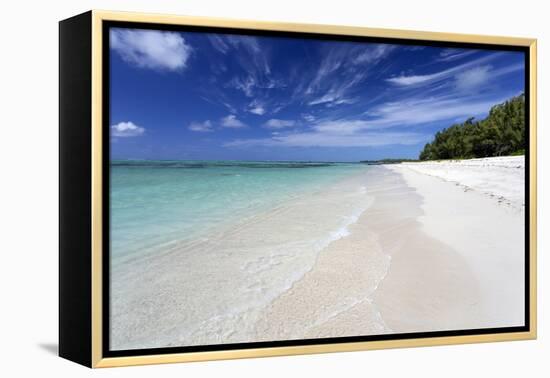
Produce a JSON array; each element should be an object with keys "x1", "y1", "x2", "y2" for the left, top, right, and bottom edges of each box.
[{"x1": 110, "y1": 160, "x2": 367, "y2": 263}]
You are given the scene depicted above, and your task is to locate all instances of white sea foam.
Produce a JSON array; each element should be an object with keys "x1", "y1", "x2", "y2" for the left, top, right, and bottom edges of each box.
[{"x1": 110, "y1": 167, "x2": 378, "y2": 349}]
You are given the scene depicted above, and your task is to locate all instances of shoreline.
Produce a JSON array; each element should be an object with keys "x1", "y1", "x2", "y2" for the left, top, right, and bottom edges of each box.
[
  {"x1": 254, "y1": 166, "x2": 485, "y2": 339},
  {"x1": 110, "y1": 157, "x2": 525, "y2": 350},
  {"x1": 387, "y1": 159, "x2": 525, "y2": 329},
  {"x1": 110, "y1": 166, "x2": 375, "y2": 350}
]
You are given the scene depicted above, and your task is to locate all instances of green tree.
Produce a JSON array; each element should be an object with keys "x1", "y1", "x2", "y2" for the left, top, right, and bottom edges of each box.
[{"x1": 419, "y1": 94, "x2": 525, "y2": 160}]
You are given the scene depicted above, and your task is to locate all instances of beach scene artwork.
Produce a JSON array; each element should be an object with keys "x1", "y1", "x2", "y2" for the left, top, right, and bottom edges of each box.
[{"x1": 108, "y1": 27, "x2": 526, "y2": 350}]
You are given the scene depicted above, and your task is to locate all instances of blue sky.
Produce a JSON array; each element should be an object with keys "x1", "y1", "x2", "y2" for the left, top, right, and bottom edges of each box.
[{"x1": 109, "y1": 27, "x2": 525, "y2": 161}]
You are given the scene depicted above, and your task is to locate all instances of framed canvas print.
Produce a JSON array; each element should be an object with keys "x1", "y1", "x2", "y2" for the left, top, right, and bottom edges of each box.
[{"x1": 59, "y1": 10, "x2": 537, "y2": 368}]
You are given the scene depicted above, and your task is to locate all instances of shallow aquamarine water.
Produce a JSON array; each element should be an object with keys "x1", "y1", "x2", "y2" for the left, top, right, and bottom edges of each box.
[
  {"x1": 110, "y1": 160, "x2": 380, "y2": 349},
  {"x1": 110, "y1": 160, "x2": 366, "y2": 263}
]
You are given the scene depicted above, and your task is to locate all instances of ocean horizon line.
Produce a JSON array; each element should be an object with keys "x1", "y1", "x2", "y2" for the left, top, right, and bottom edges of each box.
[{"x1": 110, "y1": 158, "x2": 366, "y2": 164}]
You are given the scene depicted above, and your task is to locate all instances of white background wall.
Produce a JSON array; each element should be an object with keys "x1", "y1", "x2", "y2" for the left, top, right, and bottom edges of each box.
[{"x1": 0, "y1": 0, "x2": 547, "y2": 376}]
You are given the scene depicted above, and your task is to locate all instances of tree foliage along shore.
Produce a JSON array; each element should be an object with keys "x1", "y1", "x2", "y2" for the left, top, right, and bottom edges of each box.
[{"x1": 419, "y1": 94, "x2": 525, "y2": 160}]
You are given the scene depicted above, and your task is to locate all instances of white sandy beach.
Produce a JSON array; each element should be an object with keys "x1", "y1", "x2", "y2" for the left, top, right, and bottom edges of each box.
[
  {"x1": 380, "y1": 156, "x2": 525, "y2": 331},
  {"x1": 396, "y1": 156, "x2": 525, "y2": 209},
  {"x1": 110, "y1": 156, "x2": 525, "y2": 350}
]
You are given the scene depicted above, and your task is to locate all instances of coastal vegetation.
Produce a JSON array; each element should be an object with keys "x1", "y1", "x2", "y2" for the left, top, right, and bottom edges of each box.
[{"x1": 419, "y1": 94, "x2": 525, "y2": 160}]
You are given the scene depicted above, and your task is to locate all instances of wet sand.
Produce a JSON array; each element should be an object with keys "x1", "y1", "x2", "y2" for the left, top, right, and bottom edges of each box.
[
  {"x1": 110, "y1": 161, "x2": 525, "y2": 350},
  {"x1": 255, "y1": 167, "x2": 485, "y2": 340}
]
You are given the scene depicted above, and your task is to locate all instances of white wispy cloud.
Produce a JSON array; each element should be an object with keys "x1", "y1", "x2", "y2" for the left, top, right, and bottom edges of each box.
[
  {"x1": 263, "y1": 119, "x2": 296, "y2": 129},
  {"x1": 365, "y1": 95, "x2": 507, "y2": 128},
  {"x1": 198, "y1": 90, "x2": 238, "y2": 114},
  {"x1": 111, "y1": 121, "x2": 145, "y2": 137},
  {"x1": 229, "y1": 35, "x2": 271, "y2": 76},
  {"x1": 217, "y1": 39, "x2": 395, "y2": 112},
  {"x1": 110, "y1": 29, "x2": 192, "y2": 72},
  {"x1": 221, "y1": 115, "x2": 247, "y2": 128},
  {"x1": 309, "y1": 93, "x2": 357, "y2": 106},
  {"x1": 227, "y1": 76, "x2": 256, "y2": 97},
  {"x1": 385, "y1": 53, "x2": 504, "y2": 87},
  {"x1": 386, "y1": 68, "x2": 453, "y2": 86},
  {"x1": 222, "y1": 101, "x2": 237, "y2": 114},
  {"x1": 188, "y1": 120, "x2": 214, "y2": 132},
  {"x1": 353, "y1": 45, "x2": 396, "y2": 64},
  {"x1": 455, "y1": 65, "x2": 492, "y2": 92},
  {"x1": 227, "y1": 92, "x2": 505, "y2": 149},
  {"x1": 247, "y1": 100, "x2": 266, "y2": 115},
  {"x1": 226, "y1": 35, "x2": 261, "y2": 54},
  {"x1": 438, "y1": 48, "x2": 478, "y2": 62},
  {"x1": 271, "y1": 103, "x2": 285, "y2": 114},
  {"x1": 249, "y1": 107, "x2": 265, "y2": 115},
  {"x1": 308, "y1": 71, "x2": 366, "y2": 107},
  {"x1": 207, "y1": 34, "x2": 230, "y2": 54},
  {"x1": 302, "y1": 114, "x2": 316, "y2": 122},
  {"x1": 491, "y1": 63, "x2": 524, "y2": 77},
  {"x1": 224, "y1": 131, "x2": 426, "y2": 148},
  {"x1": 211, "y1": 34, "x2": 273, "y2": 101},
  {"x1": 217, "y1": 41, "x2": 394, "y2": 114},
  {"x1": 307, "y1": 50, "x2": 343, "y2": 94},
  {"x1": 311, "y1": 119, "x2": 368, "y2": 135},
  {"x1": 301, "y1": 43, "x2": 394, "y2": 107},
  {"x1": 456, "y1": 62, "x2": 524, "y2": 93}
]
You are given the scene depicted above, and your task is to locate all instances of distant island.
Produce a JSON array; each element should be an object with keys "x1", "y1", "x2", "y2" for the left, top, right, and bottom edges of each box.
[{"x1": 419, "y1": 94, "x2": 525, "y2": 160}]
